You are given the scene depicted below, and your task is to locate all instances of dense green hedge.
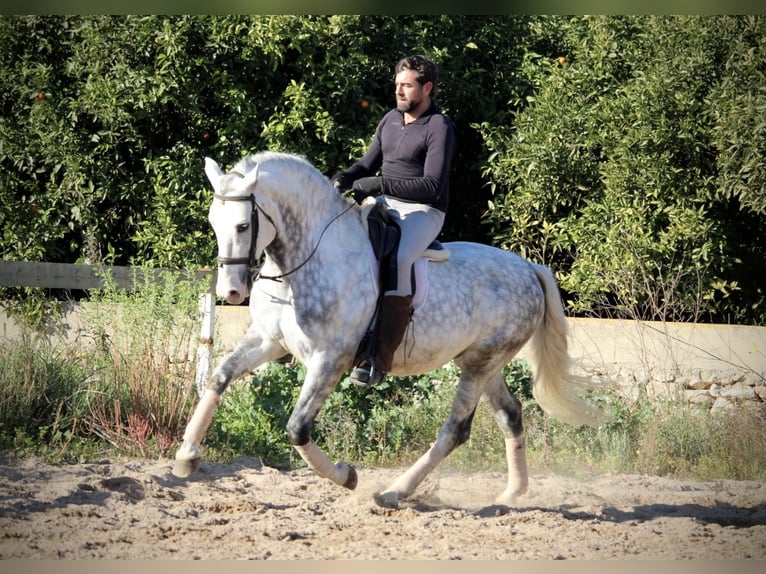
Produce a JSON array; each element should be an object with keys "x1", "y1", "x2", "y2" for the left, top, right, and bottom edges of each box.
[
  {"x1": 1, "y1": 15, "x2": 764, "y2": 323},
  {"x1": 0, "y1": 15, "x2": 525, "y2": 268},
  {"x1": 479, "y1": 16, "x2": 766, "y2": 323}
]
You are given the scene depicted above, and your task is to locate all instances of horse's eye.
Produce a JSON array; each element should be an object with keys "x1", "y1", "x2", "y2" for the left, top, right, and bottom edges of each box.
[{"x1": 236, "y1": 223, "x2": 250, "y2": 233}]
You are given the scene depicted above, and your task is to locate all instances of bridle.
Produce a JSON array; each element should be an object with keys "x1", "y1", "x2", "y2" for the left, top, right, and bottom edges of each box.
[
  {"x1": 212, "y1": 165, "x2": 263, "y2": 289},
  {"x1": 214, "y1": 165, "x2": 355, "y2": 285},
  {"x1": 213, "y1": 190, "x2": 264, "y2": 287}
]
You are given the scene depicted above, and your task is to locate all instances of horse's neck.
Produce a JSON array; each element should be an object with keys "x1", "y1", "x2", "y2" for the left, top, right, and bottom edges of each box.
[
  {"x1": 264, "y1": 184, "x2": 362, "y2": 275},
  {"x1": 284, "y1": 240, "x2": 373, "y2": 339}
]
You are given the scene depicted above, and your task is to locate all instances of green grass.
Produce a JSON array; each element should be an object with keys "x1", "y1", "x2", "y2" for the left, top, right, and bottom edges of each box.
[
  {"x1": 203, "y1": 361, "x2": 766, "y2": 482},
  {"x1": 0, "y1": 269, "x2": 204, "y2": 460},
  {"x1": 1, "y1": 285, "x2": 764, "y2": 481}
]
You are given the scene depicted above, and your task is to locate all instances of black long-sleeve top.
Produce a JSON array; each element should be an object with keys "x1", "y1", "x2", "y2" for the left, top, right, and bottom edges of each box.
[{"x1": 338, "y1": 103, "x2": 455, "y2": 213}]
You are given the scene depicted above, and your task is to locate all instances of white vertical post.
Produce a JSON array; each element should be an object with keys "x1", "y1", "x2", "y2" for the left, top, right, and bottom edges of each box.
[{"x1": 195, "y1": 277, "x2": 216, "y2": 397}]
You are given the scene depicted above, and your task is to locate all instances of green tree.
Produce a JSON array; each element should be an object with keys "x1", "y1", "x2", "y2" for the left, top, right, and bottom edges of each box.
[
  {"x1": 0, "y1": 16, "x2": 215, "y2": 269},
  {"x1": 479, "y1": 15, "x2": 766, "y2": 323},
  {"x1": 2, "y1": 15, "x2": 763, "y2": 324},
  {"x1": 0, "y1": 15, "x2": 531, "y2": 272}
]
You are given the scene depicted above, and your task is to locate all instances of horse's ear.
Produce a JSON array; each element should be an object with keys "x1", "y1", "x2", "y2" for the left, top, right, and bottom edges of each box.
[
  {"x1": 243, "y1": 162, "x2": 260, "y2": 189},
  {"x1": 204, "y1": 157, "x2": 224, "y2": 193}
]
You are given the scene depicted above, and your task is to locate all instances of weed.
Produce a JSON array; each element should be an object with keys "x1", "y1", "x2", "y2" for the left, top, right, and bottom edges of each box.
[
  {"x1": 2, "y1": 279, "x2": 764, "y2": 482},
  {"x1": 0, "y1": 334, "x2": 90, "y2": 456},
  {"x1": 77, "y1": 268, "x2": 205, "y2": 456}
]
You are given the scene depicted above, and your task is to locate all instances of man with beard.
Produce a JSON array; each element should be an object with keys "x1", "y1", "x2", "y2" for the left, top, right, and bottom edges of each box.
[{"x1": 332, "y1": 55, "x2": 456, "y2": 387}]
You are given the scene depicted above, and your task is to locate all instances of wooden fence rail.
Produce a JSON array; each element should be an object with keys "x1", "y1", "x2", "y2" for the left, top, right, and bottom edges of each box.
[
  {"x1": 0, "y1": 260, "x2": 217, "y2": 396},
  {"x1": 0, "y1": 260, "x2": 213, "y2": 290}
]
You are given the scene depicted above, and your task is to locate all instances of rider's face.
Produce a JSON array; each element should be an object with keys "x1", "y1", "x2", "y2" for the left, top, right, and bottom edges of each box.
[{"x1": 395, "y1": 69, "x2": 431, "y2": 115}]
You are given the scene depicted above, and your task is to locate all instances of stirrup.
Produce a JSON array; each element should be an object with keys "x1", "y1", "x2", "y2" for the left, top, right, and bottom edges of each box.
[{"x1": 349, "y1": 359, "x2": 385, "y2": 387}]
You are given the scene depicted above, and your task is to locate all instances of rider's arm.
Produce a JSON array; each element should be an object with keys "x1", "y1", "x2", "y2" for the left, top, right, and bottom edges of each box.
[{"x1": 331, "y1": 113, "x2": 393, "y2": 191}]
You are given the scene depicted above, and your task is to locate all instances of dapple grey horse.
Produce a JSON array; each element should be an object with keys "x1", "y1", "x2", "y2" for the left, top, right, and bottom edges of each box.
[{"x1": 173, "y1": 151, "x2": 604, "y2": 507}]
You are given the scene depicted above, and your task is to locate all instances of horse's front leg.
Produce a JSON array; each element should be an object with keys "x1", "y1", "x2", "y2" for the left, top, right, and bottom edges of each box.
[
  {"x1": 172, "y1": 331, "x2": 286, "y2": 478},
  {"x1": 287, "y1": 361, "x2": 358, "y2": 490}
]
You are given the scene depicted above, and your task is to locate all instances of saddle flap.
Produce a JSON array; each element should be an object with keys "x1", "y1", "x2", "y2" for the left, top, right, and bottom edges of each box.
[
  {"x1": 358, "y1": 196, "x2": 449, "y2": 297},
  {"x1": 360, "y1": 197, "x2": 450, "y2": 262},
  {"x1": 371, "y1": 203, "x2": 401, "y2": 260}
]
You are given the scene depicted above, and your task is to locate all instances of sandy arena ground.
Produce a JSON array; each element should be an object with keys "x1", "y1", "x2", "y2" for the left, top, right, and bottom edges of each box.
[{"x1": 1, "y1": 452, "x2": 764, "y2": 560}]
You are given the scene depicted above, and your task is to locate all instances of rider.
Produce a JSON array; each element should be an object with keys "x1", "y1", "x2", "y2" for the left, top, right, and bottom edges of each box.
[{"x1": 331, "y1": 54, "x2": 456, "y2": 386}]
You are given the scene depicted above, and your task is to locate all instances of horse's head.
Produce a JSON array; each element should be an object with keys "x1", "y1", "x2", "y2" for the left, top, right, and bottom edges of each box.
[
  {"x1": 206, "y1": 151, "x2": 355, "y2": 304},
  {"x1": 205, "y1": 157, "x2": 277, "y2": 305}
]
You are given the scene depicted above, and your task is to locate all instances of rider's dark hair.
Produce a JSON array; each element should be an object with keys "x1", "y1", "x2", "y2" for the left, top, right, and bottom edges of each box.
[{"x1": 394, "y1": 55, "x2": 438, "y2": 98}]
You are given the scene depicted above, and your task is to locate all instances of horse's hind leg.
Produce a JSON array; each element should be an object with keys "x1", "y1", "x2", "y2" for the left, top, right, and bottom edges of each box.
[
  {"x1": 375, "y1": 375, "x2": 483, "y2": 508},
  {"x1": 483, "y1": 372, "x2": 528, "y2": 504}
]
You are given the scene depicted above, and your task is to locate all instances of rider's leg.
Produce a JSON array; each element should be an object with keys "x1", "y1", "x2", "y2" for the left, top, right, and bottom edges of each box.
[
  {"x1": 350, "y1": 198, "x2": 444, "y2": 386},
  {"x1": 371, "y1": 292, "x2": 412, "y2": 367}
]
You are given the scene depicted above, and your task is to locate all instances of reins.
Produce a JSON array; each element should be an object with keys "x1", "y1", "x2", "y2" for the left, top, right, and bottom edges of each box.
[
  {"x1": 214, "y1": 165, "x2": 355, "y2": 284},
  {"x1": 257, "y1": 201, "x2": 355, "y2": 282}
]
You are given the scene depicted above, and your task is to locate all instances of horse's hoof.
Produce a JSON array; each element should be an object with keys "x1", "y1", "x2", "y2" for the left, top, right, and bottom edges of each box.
[
  {"x1": 341, "y1": 463, "x2": 358, "y2": 490},
  {"x1": 172, "y1": 456, "x2": 201, "y2": 478},
  {"x1": 494, "y1": 487, "x2": 526, "y2": 506},
  {"x1": 373, "y1": 490, "x2": 400, "y2": 509}
]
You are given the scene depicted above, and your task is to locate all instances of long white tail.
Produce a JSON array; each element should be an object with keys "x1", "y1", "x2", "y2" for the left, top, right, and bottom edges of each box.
[{"x1": 526, "y1": 264, "x2": 605, "y2": 427}]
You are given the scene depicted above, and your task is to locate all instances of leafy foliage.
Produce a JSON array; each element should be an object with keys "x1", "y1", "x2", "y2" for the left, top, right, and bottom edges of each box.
[
  {"x1": 479, "y1": 16, "x2": 766, "y2": 323},
  {"x1": 76, "y1": 269, "x2": 205, "y2": 456},
  {"x1": 1, "y1": 15, "x2": 764, "y2": 323},
  {"x1": 0, "y1": 15, "x2": 515, "y2": 270},
  {"x1": 5, "y1": 340, "x2": 765, "y2": 482},
  {"x1": 0, "y1": 334, "x2": 89, "y2": 454},
  {"x1": 207, "y1": 362, "x2": 462, "y2": 469}
]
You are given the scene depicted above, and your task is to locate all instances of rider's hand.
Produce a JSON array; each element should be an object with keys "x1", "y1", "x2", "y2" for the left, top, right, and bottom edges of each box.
[
  {"x1": 330, "y1": 172, "x2": 350, "y2": 192},
  {"x1": 351, "y1": 176, "x2": 383, "y2": 203}
]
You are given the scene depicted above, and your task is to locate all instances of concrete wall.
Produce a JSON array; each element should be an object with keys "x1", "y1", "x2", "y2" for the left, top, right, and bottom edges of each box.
[
  {"x1": 561, "y1": 318, "x2": 766, "y2": 410},
  {"x1": 208, "y1": 309, "x2": 766, "y2": 383},
  {"x1": 2, "y1": 304, "x2": 764, "y2": 387},
  {"x1": 564, "y1": 317, "x2": 765, "y2": 382}
]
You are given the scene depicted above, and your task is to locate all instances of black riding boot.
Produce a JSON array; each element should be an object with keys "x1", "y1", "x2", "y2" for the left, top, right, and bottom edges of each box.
[{"x1": 350, "y1": 295, "x2": 413, "y2": 386}]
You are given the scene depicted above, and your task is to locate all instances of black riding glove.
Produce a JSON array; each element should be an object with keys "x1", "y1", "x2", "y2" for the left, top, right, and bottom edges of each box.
[
  {"x1": 330, "y1": 172, "x2": 351, "y2": 192},
  {"x1": 351, "y1": 176, "x2": 383, "y2": 203}
]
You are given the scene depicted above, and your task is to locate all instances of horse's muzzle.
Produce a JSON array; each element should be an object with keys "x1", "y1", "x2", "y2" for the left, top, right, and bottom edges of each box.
[
  {"x1": 216, "y1": 266, "x2": 249, "y2": 305},
  {"x1": 223, "y1": 289, "x2": 246, "y2": 305}
]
